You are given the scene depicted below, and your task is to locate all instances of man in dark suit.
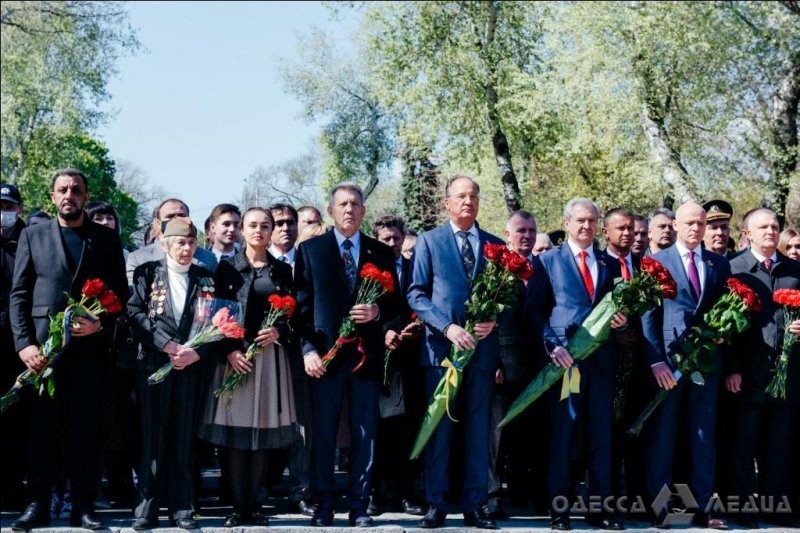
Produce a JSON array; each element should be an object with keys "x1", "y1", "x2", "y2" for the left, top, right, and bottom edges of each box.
[
  {"x1": 407, "y1": 175, "x2": 505, "y2": 530},
  {"x1": 524, "y1": 197, "x2": 626, "y2": 531},
  {"x1": 295, "y1": 182, "x2": 400, "y2": 527},
  {"x1": 724, "y1": 208, "x2": 800, "y2": 528},
  {"x1": 371, "y1": 214, "x2": 425, "y2": 515},
  {"x1": 9, "y1": 169, "x2": 128, "y2": 531},
  {"x1": 641, "y1": 201, "x2": 731, "y2": 530},
  {"x1": 487, "y1": 210, "x2": 542, "y2": 518}
]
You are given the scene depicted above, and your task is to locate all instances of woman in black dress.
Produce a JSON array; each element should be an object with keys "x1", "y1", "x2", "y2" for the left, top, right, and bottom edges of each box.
[{"x1": 199, "y1": 207, "x2": 299, "y2": 527}]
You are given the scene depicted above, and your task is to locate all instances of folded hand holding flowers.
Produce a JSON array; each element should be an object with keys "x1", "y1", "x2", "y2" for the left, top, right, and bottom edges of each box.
[
  {"x1": 410, "y1": 244, "x2": 533, "y2": 459},
  {"x1": 627, "y1": 277, "x2": 761, "y2": 435},
  {"x1": 320, "y1": 263, "x2": 394, "y2": 372},
  {"x1": 500, "y1": 256, "x2": 677, "y2": 427},
  {"x1": 147, "y1": 299, "x2": 245, "y2": 385},
  {"x1": 765, "y1": 288, "x2": 800, "y2": 399},
  {"x1": 0, "y1": 279, "x2": 124, "y2": 413},
  {"x1": 214, "y1": 294, "x2": 296, "y2": 403}
]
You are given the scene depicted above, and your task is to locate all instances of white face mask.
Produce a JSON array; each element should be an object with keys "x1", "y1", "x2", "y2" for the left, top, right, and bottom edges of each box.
[{"x1": 1, "y1": 210, "x2": 18, "y2": 229}]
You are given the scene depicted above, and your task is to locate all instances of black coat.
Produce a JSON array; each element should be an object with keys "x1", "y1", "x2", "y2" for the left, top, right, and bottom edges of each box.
[
  {"x1": 10, "y1": 218, "x2": 128, "y2": 354},
  {"x1": 727, "y1": 250, "x2": 800, "y2": 404},
  {"x1": 295, "y1": 230, "x2": 400, "y2": 378},
  {"x1": 125, "y1": 259, "x2": 219, "y2": 370}
]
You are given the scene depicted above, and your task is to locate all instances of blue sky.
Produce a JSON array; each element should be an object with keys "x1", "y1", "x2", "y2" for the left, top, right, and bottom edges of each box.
[{"x1": 97, "y1": 1, "x2": 354, "y2": 219}]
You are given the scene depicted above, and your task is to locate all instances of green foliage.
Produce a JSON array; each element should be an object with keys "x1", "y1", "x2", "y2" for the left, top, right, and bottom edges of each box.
[{"x1": 16, "y1": 128, "x2": 138, "y2": 243}]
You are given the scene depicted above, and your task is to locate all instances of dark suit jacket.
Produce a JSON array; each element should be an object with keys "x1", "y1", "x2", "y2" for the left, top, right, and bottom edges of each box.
[
  {"x1": 727, "y1": 250, "x2": 800, "y2": 404},
  {"x1": 497, "y1": 262, "x2": 535, "y2": 383},
  {"x1": 407, "y1": 223, "x2": 505, "y2": 372},
  {"x1": 125, "y1": 260, "x2": 218, "y2": 370},
  {"x1": 641, "y1": 245, "x2": 730, "y2": 367},
  {"x1": 295, "y1": 230, "x2": 400, "y2": 377},
  {"x1": 524, "y1": 243, "x2": 621, "y2": 371},
  {"x1": 10, "y1": 218, "x2": 128, "y2": 353}
]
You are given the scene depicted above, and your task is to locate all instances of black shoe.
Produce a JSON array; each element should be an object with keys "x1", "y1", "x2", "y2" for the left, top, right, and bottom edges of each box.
[
  {"x1": 251, "y1": 512, "x2": 270, "y2": 526},
  {"x1": 367, "y1": 498, "x2": 380, "y2": 516},
  {"x1": 586, "y1": 516, "x2": 625, "y2": 530},
  {"x1": 132, "y1": 517, "x2": 159, "y2": 530},
  {"x1": 419, "y1": 507, "x2": 446, "y2": 528},
  {"x1": 463, "y1": 509, "x2": 499, "y2": 529},
  {"x1": 70, "y1": 511, "x2": 106, "y2": 530},
  {"x1": 11, "y1": 503, "x2": 50, "y2": 531},
  {"x1": 175, "y1": 518, "x2": 197, "y2": 529},
  {"x1": 349, "y1": 512, "x2": 374, "y2": 527},
  {"x1": 550, "y1": 514, "x2": 571, "y2": 531},
  {"x1": 398, "y1": 498, "x2": 425, "y2": 515},
  {"x1": 295, "y1": 499, "x2": 318, "y2": 517},
  {"x1": 223, "y1": 513, "x2": 243, "y2": 528},
  {"x1": 310, "y1": 510, "x2": 334, "y2": 527}
]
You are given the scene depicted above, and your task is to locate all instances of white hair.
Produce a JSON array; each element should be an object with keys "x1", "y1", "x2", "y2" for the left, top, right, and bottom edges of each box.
[{"x1": 563, "y1": 197, "x2": 600, "y2": 219}]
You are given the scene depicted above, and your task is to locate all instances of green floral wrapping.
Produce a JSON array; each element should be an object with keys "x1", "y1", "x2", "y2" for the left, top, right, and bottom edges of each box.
[{"x1": 498, "y1": 291, "x2": 616, "y2": 427}]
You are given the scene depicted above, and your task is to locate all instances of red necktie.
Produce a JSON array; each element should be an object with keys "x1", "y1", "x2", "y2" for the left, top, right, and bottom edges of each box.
[
  {"x1": 763, "y1": 258, "x2": 772, "y2": 273},
  {"x1": 619, "y1": 256, "x2": 631, "y2": 281},
  {"x1": 578, "y1": 250, "x2": 594, "y2": 300}
]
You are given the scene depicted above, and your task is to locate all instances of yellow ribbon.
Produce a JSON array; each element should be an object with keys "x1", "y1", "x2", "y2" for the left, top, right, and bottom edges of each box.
[
  {"x1": 559, "y1": 366, "x2": 581, "y2": 401},
  {"x1": 441, "y1": 358, "x2": 461, "y2": 422}
]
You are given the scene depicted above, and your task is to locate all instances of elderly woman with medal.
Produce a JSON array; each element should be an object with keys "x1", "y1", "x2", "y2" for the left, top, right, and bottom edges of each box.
[{"x1": 125, "y1": 217, "x2": 224, "y2": 530}]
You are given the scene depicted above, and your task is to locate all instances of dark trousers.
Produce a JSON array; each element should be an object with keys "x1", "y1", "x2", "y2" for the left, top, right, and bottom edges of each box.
[
  {"x1": 134, "y1": 367, "x2": 201, "y2": 520},
  {"x1": 309, "y1": 365, "x2": 379, "y2": 511},
  {"x1": 645, "y1": 361, "x2": 721, "y2": 510},
  {"x1": 26, "y1": 354, "x2": 105, "y2": 513},
  {"x1": 424, "y1": 366, "x2": 493, "y2": 512},
  {"x1": 548, "y1": 361, "x2": 614, "y2": 516},
  {"x1": 730, "y1": 402, "x2": 794, "y2": 516},
  {"x1": 0, "y1": 336, "x2": 29, "y2": 508}
]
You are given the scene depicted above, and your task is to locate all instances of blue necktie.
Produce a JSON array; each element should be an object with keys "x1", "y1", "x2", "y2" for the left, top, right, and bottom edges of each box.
[{"x1": 342, "y1": 239, "x2": 356, "y2": 294}]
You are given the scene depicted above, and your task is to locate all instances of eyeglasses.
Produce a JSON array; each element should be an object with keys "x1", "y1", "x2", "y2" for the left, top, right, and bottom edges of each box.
[
  {"x1": 274, "y1": 219, "x2": 296, "y2": 227},
  {"x1": 448, "y1": 194, "x2": 479, "y2": 203}
]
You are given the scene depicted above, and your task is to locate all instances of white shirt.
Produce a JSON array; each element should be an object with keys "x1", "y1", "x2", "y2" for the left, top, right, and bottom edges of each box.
[
  {"x1": 212, "y1": 246, "x2": 237, "y2": 262},
  {"x1": 675, "y1": 241, "x2": 706, "y2": 294},
  {"x1": 449, "y1": 220, "x2": 480, "y2": 269},
  {"x1": 165, "y1": 257, "x2": 190, "y2": 324},
  {"x1": 749, "y1": 248, "x2": 777, "y2": 266},
  {"x1": 333, "y1": 228, "x2": 361, "y2": 265},
  {"x1": 567, "y1": 239, "x2": 597, "y2": 288},
  {"x1": 269, "y1": 245, "x2": 296, "y2": 266},
  {"x1": 605, "y1": 249, "x2": 634, "y2": 278}
]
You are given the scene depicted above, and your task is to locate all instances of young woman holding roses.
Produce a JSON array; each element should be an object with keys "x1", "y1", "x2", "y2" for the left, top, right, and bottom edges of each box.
[{"x1": 198, "y1": 207, "x2": 299, "y2": 527}]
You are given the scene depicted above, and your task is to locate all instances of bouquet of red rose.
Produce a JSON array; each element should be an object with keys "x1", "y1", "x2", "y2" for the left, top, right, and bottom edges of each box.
[
  {"x1": 320, "y1": 263, "x2": 394, "y2": 372},
  {"x1": 628, "y1": 278, "x2": 761, "y2": 435},
  {"x1": 766, "y1": 288, "x2": 800, "y2": 399},
  {"x1": 1, "y1": 279, "x2": 124, "y2": 413},
  {"x1": 500, "y1": 256, "x2": 677, "y2": 427},
  {"x1": 148, "y1": 299, "x2": 245, "y2": 385},
  {"x1": 214, "y1": 294, "x2": 297, "y2": 403},
  {"x1": 410, "y1": 244, "x2": 533, "y2": 458}
]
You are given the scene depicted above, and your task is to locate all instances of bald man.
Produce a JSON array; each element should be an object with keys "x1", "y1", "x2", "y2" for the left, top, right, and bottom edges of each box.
[{"x1": 641, "y1": 201, "x2": 731, "y2": 529}]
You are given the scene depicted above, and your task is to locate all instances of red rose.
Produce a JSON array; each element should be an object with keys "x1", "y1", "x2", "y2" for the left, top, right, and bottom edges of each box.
[
  {"x1": 726, "y1": 278, "x2": 762, "y2": 312},
  {"x1": 106, "y1": 299, "x2": 124, "y2": 314},
  {"x1": 82, "y1": 278, "x2": 106, "y2": 298},
  {"x1": 501, "y1": 250, "x2": 527, "y2": 274},
  {"x1": 98, "y1": 290, "x2": 119, "y2": 309},
  {"x1": 483, "y1": 243, "x2": 507, "y2": 262},
  {"x1": 518, "y1": 261, "x2": 534, "y2": 281}
]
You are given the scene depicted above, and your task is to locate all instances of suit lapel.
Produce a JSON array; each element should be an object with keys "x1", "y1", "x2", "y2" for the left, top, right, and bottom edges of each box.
[
  {"x1": 697, "y1": 249, "x2": 715, "y2": 311},
  {"x1": 329, "y1": 231, "x2": 349, "y2": 291},
  {"x1": 441, "y1": 226, "x2": 469, "y2": 279},
  {"x1": 593, "y1": 246, "x2": 608, "y2": 304},
  {"x1": 158, "y1": 261, "x2": 180, "y2": 331}
]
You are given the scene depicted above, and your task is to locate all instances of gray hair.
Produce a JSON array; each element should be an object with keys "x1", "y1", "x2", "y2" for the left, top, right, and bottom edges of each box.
[
  {"x1": 536, "y1": 232, "x2": 553, "y2": 245},
  {"x1": 563, "y1": 197, "x2": 600, "y2": 219},
  {"x1": 159, "y1": 235, "x2": 197, "y2": 254},
  {"x1": 648, "y1": 207, "x2": 675, "y2": 224},
  {"x1": 329, "y1": 182, "x2": 365, "y2": 207},
  {"x1": 744, "y1": 207, "x2": 778, "y2": 230},
  {"x1": 444, "y1": 175, "x2": 481, "y2": 198}
]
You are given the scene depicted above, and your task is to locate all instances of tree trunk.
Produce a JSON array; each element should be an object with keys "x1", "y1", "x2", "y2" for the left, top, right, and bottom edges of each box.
[
  {"x1": 640, "y1": 103, "x2": 697, "y2": 204},
  {"x1": 363, "y1": 111, "x2": 380, "y2": 201},
  {"x1": 766, "y1": 55, "x2": 799, "y2": 227},
  {"x1": 484, "y1": 1, "x2": 521, "y2": 213}
]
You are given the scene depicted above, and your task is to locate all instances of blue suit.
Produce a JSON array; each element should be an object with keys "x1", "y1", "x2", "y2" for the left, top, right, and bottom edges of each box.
[
  {"x1": 640, "y1": 245, "x2": 730, "y2": 510},
  {"x1": 407, "y1": 223, "x2": 504, "y2": 512},
  {"x1": 523, "y1": 242, "x2": 621, "y2": 516}
]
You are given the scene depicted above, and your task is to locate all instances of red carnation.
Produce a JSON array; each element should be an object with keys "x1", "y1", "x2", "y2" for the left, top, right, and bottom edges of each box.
[
  {"x1": 380, "y1": 271, "x2": 395, "y2": 293},
  {"x1": 82, "y1": 278, "x2": 106, "y2": 298},
  {"x1": 360, "y1": 263, "x2": 382, "y2": 281},
  {"x1": 484, "y1": 243, "x2": 507, "y2": 262},
  {"x1": 774, "y1": 288, "x2": 800, "y2": 308}
]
